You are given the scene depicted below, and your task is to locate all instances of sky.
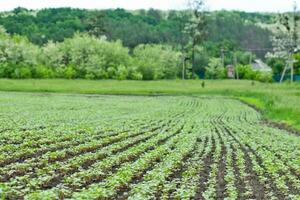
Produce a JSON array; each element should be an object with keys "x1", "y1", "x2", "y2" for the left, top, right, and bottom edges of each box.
[{"x1": 0, "y1": 0, "x2": 298, "y2": 12}]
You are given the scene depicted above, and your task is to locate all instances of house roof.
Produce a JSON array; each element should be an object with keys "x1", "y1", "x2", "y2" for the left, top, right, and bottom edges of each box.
[{"x1": 251, "y1": 59, "x2": 272, "y2": 72}]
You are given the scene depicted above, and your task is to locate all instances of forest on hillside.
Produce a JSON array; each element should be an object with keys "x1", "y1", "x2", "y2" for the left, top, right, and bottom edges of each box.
[
  {"x1": 0, "y1": 7, "x2": 274, "y2": 48},
  {"x1": 0, "y1": 6, "x2": 299, "y2": 81}
]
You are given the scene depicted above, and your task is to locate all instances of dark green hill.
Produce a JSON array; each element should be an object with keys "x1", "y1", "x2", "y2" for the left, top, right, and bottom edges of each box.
[{"x1": 0, "y1": 7, "x2": 274, "y2": 51}]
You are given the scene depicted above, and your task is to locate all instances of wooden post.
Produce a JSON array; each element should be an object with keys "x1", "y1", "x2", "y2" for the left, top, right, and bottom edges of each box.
[
  {"x1": 291, "y1": 55, "x2": 294, "y2": 83},
  {"x1": 280, "y1": 53, "x2": 294, "y2": 83},
  {"x1": 233, "y1": 51, "x2": 239, "y2": 80},
  {"x1": 191, "y1": 39, "x2": 196, "y2": 78},
  {"x1": 280, "y1": 63, "x2": 288, "y2": 83},
  {"x1": 221, "y1": 48, "x2": 225, "y2": 68},
  {"x1": 182, "y1": 56, "x2": 185, "y2": 80}
]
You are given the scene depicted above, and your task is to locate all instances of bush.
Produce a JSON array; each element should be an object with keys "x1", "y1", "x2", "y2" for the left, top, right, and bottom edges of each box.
[
  {"x1": 84, "y1": 73, "x2": 96, "y2": 80},
  {"x1": 205, "y1": 58, "x2": 226, "y2": 79},
  {"x1": 266, "y1": 57, "x2": 285, "y2": 75},
  {"x1": 236, "y1": 64, "x2": 273, "y2": 83},
  {"x1": 33, "y1": 65, "x2": 54, "y2": 78},
  {"x1": 0, "y1": 63, "x2": 10, "y2": 78},
  {"x1": 130, "y1": 71, "x2": 143, "y2": 80},
  {"x1": 19, "y1": 67, "x2": 32, "y2": 78},
  {"x1": 11, "y1": 67, "x2": 32, "y2": 79},
  {"x1": 0, "y1": 34, "x2": 39, "y2": 79},
  {"x1": 107, "y1": 67, "x2": 116, "y2": 79},
  {"x1": 133, "y1": 44, "x2": 181, "y2": 80},
  {"x1": 237, "y1": 65, "x2": 258, "y2": 80},
  {"x1": 64, "y1": 66, "x2": 77, "y2": 79},
  {"x1": 114, "y1": 65, "x2": 128, "y2": 80},
  {"x1": 54, "y1": 66, "x2": 76, "y2": 79},
  {"x1": 41, "y1": 34, "x2": 133, "y2": 79},
  {"x1": 0, "y1": 32, "x2": 184, "y2": 80},
  {"x1": 257, "y1": 72, "x2": 273, "y2": 83}
]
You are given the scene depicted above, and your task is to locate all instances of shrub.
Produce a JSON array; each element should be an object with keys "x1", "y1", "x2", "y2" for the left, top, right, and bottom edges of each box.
[
  {"x1": 41, "y1": 34, "x2": 132, "y2": 79},
  {"x1": 237, "y1": 65, "x2": 258, "y2": 80},
  {"x1": 0, "y1": 63, "x2": 10, "y2": 78},
  {"x1": 236, "y1": 64, "x2": 273, "y2": 83},
  {"x1": 33, "y1": 65, "x2": 54, "y2": 78},
  {"x1": 19, "y1": 67, "x2": 32, "y2": 78},
  {"x1": 205, "y1": 58, "x2": 226, "y2": 79},
  {"x1": 84, "y1": 73, "x2": 96, "y2": 80},
  {"x1": 130, "y1": 71, "x2": 143, "y2": 80},
  {"x1": 107, "y1": 67, "x2": 116, "y2": 79},
  {"x1": 133, "y1": 44, "x2": 181, "y2": 80},
  {"x1": 257, "y1": 72, "x2": 273, "y2": 83},
  {"x1": 0, "y1": 32, "x2": 184, "y2": 80},
  {"x1": 266, "y1": 57, "x2": 285, "y2": 75},
  {"x1": 114, "y1": 65, "x2": 128, "y2": 80},
  {"x1": 64, "y1": 66, "x2": 77, "y2": 79}
]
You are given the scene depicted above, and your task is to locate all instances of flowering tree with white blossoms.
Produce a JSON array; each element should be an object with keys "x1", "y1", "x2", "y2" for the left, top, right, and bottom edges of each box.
[{"x1": 267, "y1": 2, "x2": 300, "y2": 82}]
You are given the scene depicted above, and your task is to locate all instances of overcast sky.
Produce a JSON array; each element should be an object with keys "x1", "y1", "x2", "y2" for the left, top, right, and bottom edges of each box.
[{"x1": 0, "y1": 0, "x2": 298, "y2": 12}]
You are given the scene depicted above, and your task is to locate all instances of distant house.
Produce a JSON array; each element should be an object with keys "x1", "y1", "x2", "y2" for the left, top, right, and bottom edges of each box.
[
  {"x1": 251, "y1": 59, "x2": 272, "y2": 72},
  {"x1": 226, "y1": 65, "x2": 235, "y2": 78},
  {"x1": 226, "y1": 60, "x2": 272, "y2": 79}
]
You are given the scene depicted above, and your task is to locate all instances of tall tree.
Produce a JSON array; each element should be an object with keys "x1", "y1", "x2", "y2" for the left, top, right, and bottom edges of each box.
[
  {"x1": 86, "y1": 11, "x2": 106, "y2": 37},
  {"x1": 269, "y1": 2, "x2": 300, "y2": 82},
  {"x1": 185, "y1": 0, "x2": 208, "y2": 78},
  {"x1": 147, "y1": 8, "x2": 162, "y2": 24}
]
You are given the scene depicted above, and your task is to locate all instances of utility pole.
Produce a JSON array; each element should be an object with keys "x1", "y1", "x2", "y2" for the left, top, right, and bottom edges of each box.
[
  {"x1": 233, "y1": 51, "x2": 239, "y2": 80},
  {"x1": 291, "y1": 55, "x2": 294, "y2": 82},
  {"x1": 191, "y1": 39, "x2": 196, "y2": 78},
  {"x1": 280, "y1": 1, "x2": 298, "y2": 83},
  {"x1": 280, "y1": 53, "x2": 294, "y2": 83},
  {"x1": 220, "y1": 48, "x2": 225, "y2": 68},
  {"x1": 291, "y1": 1, "x2": 297, "y2": 83},
  {"x1": 249, "y1": 51, "x2": 253, "y2": 65},
  {"x1": 280, "y1": 61, "x2": 289, "y2": 83},
  {"x1": 182, "y1": 56, "x2": 185, "y2": 80}
]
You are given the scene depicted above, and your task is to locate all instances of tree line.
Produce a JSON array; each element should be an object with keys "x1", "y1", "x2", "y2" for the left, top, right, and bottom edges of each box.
[
  {"x1": 0, "y1": 30, "x2": 180, "y2": 80},
  {"x1": 0, "y1": 5, "x2": 298, "y2": 81},
  {"x1": 0, "y1": 7, "x2": 274, "y2": 49}
]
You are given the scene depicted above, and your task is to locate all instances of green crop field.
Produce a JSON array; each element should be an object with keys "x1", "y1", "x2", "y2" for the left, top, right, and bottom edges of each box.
[
  {"x1": 0, "y1": 79, "x2": 299, "y2": 130},
  {"x1": 0, "y1": 92, "x2": 299, "y2": 199},
  {"x1": 1, "y1": 1, "x2": 300, "y2": 199}
]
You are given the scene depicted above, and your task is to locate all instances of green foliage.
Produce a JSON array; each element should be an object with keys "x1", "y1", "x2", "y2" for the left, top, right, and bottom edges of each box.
[
  {"x1": 236, "y1": 51, "x2": 254, "y2": 65},
  {"x1": 133, "y1": 44, "x2": 181, "y2": 80},
  {"x1": 0, "y1": 8, "x2": 87, "y2": 45},
  {"x1": 237, "y1": 64, "x2": 273, "y2": 83},
  {"x1": 0, "y1": 63, "x2": 9, "y2": 77},
  {"x1": 205, "y1": 58, "x2": 225, "y2": 79},
  {"x1": 0, "y1": 32, "x2": 182, "y2": 80},
  {"x1": 266, "y1": 57, "x2": 285, "y2": 75},
  {"x1": 0, "y1": 31, "x2": 40, "y2": 79},
  {"x1": 33, "y1": 65, "x2": 54, "y2": 78},
  {"x1": 201, "y1": 81, "x2": 205, "y2": 88},
  {"x1": 41, "y1": 33, "x2": 132, "y2": 79},
  {"x1": 64, "y1": 66, "x2": 77, "y2": 79},
  {"x1": 207, "y1": 11, "x2": 272, "y2": 52},
  {"x1": 128, "y1": 69, "x2": 143, "y2": 80},
  {"x1": 293, "y1": 53, "x2": 300, "y2": 74},
  {"x1": 0, "y1": 8, "x2": 273, "y2": 53},
  {"x1": 0, "y1": 25, "x2": 8, "y2": 38},
  {"x1": 256, "y1": 71, "x2": 273, "y2": 83},
  {"x1": 18, "y1": 67, "x2": 32, "y2": 79},
  {"x1": 0, "y1": 8, "x2": 281, "y2": 80},
  {"x1": 0, "y1": 184, "x2": 7, "y2": 200},
  {"x1": 114, "y1": 65, "x2": 128, "y2": 80},
  {"x1": 237, "y1": 65, "x2": 258, "y2": 80}
]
